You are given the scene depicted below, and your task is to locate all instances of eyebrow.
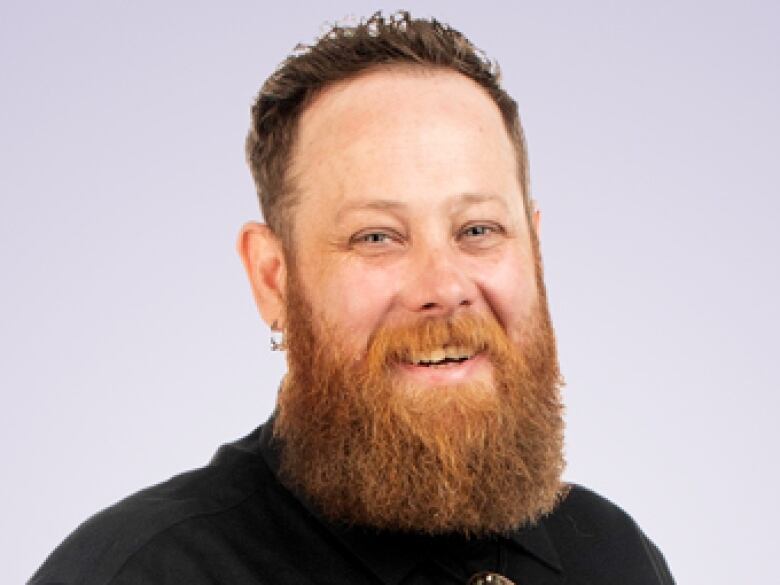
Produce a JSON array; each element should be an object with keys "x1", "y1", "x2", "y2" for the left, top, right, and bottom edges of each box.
[
  {"x1": 335, "y1": 199, "x2": 408, "y2": 223},
  {"x1": 335, "y1": 192, "x2": 507, "y2": 222},
  {"x1": 449, "y1": 192, "x2": 508, "y2": 212}
]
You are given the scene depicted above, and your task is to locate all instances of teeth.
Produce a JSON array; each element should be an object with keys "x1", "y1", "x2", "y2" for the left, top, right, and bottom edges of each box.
[{"x1": 410, "y1": 346, "x2": 475, "y2": 365}]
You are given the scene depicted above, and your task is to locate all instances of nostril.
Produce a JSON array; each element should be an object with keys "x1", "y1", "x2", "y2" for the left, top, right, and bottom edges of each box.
[{"x1": 420, "y1": 298, "x2": 470, "y2": 311}]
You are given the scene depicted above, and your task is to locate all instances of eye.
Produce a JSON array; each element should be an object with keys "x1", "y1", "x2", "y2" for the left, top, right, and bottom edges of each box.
[
  {"x1": 349, "y1": 229, "x2": 401, "y2": 246},
  {"x1": 359, "y1": 232, "x2": 391, "y2": 243},
  {"x1": 460, "y1": 223, "x2": 503, "y2": 238},
  {"x1": 463, "y1": 225, "x2": 492, "y2": 237}
]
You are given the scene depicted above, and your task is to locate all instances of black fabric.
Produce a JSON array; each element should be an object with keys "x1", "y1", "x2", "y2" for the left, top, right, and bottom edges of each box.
[{"x1": 30, "y1": 418, "x2": 675, "y2": 584}]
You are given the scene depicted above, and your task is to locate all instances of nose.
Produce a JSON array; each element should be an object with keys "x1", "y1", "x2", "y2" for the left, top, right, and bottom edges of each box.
[{"x1": 399, "y1": 243, "x2": 477, "y2": 316}]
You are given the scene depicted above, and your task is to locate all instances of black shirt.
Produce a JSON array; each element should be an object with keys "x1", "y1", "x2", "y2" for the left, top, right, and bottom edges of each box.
[{"x1": 30, "y1": 419, "x2": 676, "y2": 584}]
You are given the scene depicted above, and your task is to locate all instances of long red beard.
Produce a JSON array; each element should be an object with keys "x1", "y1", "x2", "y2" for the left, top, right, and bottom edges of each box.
[{"x1": 274, "y1": 261, "x2": 566, "y2": 537}]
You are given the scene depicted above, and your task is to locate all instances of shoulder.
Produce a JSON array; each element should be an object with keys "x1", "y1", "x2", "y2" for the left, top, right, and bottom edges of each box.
[
  {"x1": 543, "y1": 483, "x2": 675, "y2": 584},
  {"x1": 551, "y1": 483, "x2": 640, "y2": 534},
  {"x1": 28, "y1": 427, "x2": 276, "y2": 585}
]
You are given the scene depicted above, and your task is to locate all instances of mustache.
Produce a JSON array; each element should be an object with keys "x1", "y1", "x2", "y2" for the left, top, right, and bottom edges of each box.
[{"x1": 364, "y1": 312, "x2": 513, "y2": 365}]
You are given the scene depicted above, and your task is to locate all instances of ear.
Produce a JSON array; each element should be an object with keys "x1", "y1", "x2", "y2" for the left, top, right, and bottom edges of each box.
[{"x1": 237, "y1": 221, "x2": 287, "y2": 329}]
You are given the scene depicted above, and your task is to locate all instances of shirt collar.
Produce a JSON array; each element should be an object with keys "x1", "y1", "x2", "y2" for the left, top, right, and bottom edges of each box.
[
  {"x1": 257, "y1": 415, "x2": 563, "y2": 585},
  {"x1": 332, "y1": 521, "x2": 564, "y2": 585},
  {"x1": 508, "y1": 517, "x2": 563, "y2": 573}
]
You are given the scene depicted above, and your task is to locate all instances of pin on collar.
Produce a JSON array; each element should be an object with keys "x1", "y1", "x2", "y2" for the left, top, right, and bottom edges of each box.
[{"x1": 467, "y1": 572, "x2": 516, "y2": 585}]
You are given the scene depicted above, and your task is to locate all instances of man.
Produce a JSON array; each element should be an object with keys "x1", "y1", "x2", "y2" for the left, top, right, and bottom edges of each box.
[{"x1": 30, "y1": 12, "x2": 675, "y2": 585}]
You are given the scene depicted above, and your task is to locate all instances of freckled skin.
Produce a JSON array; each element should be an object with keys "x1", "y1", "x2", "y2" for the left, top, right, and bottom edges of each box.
[{"x1": 289, "y1": 67, "x2": 539, "y2": 368}]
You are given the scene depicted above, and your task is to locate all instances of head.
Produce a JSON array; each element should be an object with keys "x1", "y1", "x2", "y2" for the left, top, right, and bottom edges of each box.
[
  {"x1": 245, "y1": 11, "x2": 534, "y2": 250},
  {"x1": 238, "y1": 11, "x2": 566, "y2": 537}
]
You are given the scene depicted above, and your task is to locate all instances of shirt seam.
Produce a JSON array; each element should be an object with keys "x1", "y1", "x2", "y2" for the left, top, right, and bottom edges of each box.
[{"x1": 105, "y1": 477, "x2": 266, "y2": 584}]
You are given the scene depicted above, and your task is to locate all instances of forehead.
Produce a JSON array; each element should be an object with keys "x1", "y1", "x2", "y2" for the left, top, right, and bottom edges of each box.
[{"x1": 290, "y1": 66, "x2": 523, "y2": 220}]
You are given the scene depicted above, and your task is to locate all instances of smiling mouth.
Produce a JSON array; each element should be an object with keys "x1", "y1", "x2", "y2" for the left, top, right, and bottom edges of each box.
[{"x1": 402, "y1": 345, "x2": 483, "y2": 368}]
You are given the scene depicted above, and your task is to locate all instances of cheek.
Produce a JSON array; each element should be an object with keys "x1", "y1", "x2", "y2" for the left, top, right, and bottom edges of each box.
[
  {"x1": 473, "y1": 250, "x2": 539, "y2": 345},
  {"x1": 314, "y1": 262, "x2": 400, "y2": 350}
]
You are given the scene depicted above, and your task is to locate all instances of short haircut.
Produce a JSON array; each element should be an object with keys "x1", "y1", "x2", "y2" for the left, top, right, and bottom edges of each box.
[{"x1": 246, "y1": 11, "x2": 533, "y2": 247}]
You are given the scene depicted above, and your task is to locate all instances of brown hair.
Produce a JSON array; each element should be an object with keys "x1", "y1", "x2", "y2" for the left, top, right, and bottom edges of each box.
[{"x1": 246, "y1": 10, "x2": 533, "y2": 247}]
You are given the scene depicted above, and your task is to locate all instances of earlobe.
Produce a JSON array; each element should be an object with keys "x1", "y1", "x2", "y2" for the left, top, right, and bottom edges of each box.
[{"x1": 236, "y1": 221, "x2": 287, "y2": 329}]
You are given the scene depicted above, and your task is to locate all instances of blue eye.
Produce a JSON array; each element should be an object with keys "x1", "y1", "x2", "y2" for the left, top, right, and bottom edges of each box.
[
  {"x1": 359, "y1": 232, "x2": 390, "y2": 243},
  {"x1": 464, "y1": 225, "x2": 490, "y2": 236},
  {"x1": 462, "y1": 224, "x2": 497, "y2": 237},
  {"x1": 351, "y1": 230, "x2": 397, "y2": 246}
]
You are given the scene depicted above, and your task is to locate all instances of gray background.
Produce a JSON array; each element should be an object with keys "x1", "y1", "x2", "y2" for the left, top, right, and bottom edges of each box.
[{"x1": 2, "y1": 1, "x2": 777, "y2": 583}]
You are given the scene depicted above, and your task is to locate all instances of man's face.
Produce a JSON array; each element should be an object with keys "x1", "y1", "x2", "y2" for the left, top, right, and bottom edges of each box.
[
  {"x1": 288, "y1": 67, "x2": 540, "y2": 386},
  {"x1": 268, "y1": 67, "x2": 565, "y2": 535}
]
